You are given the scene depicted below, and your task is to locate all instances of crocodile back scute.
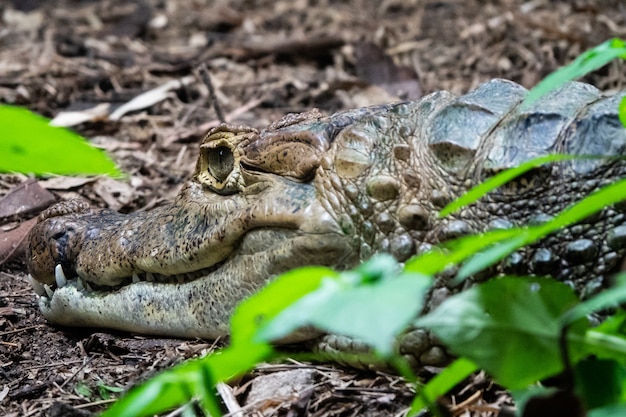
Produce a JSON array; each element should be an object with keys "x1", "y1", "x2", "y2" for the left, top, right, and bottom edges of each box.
[{"x1": 427, "y1": 79, "x2": 528, "y2": 176}]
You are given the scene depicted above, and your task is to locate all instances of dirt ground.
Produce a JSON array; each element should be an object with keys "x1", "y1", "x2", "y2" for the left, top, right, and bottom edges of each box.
[{"x1": 1, "y1": 0, "x2": 625, "y2": 416}]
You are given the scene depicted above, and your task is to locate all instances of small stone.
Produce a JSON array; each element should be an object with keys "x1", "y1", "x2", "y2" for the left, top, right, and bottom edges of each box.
[
  {"x1": 564, "y1": 239, "x2": 598, "y2": 264},
  {"x1": 246, "y1": 369, "x2": 316, "y2": 413}
]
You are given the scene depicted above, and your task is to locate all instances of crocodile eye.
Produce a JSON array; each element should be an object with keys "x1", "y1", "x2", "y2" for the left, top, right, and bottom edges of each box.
[{"x1": 207, "y1": 146, "x2": 234, "y2": 182}]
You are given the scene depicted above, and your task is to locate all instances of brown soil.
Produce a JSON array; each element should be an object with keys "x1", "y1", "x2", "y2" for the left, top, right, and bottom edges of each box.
[{"x1": 1, "y1": 1, "x2": 625, "y2": 416}]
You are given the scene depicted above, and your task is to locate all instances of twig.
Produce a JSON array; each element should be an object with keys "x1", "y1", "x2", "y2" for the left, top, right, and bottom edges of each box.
[
  {"x1": 74, "y1": 398, "x2": 118, "y2": 409},
  {"x1": 199, "y1": 64, "x2": 226, "y2": 124},
  {"x1": 163, "y1": 96, "x2": 264, "y2": 145},
  {"x1": 59, "y1": 356, "x2": 94, "y2": 390},
  {"x1": 217, "y1": 382, "x2": 243, "y2": 417},
  {"x1": 0, "y1": 324, "x2": 45, "y2": 336}
]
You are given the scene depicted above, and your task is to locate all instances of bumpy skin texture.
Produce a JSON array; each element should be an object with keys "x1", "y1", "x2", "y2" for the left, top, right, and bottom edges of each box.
[{"x1": 27, "y1": 79, "x2": 626, "y2": 367}]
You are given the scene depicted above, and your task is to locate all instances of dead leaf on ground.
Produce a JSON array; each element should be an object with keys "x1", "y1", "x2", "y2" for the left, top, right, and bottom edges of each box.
[
  {"x1": 354, "y1": 42, "x2": 421, "y2": 100},
  {"x1": 38, "y1": 176, "x2": 97, "y2": 191},
  {"x1": 0, "y1": 217, "x2": 38, "y2": 266},
  {"x1": 92, "y1": 177, "x2": 136, "y2": 210},
  {"x1": 0, "y1": 179, "x2": 56, "y2": 222}
]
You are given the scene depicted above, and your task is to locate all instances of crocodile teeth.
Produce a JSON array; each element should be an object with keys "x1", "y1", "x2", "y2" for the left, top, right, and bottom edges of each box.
[
  {"x1": 55, "y1": 264, "x2": 68, "y2": 288},
  {"x1": 76, "y1": 278, "x2": 84, "y2": 290},
  {"x1": 44, "y1": 284, "x2": 54, "y2": 298},
  {"x1": 28, "y1": 274, "x2": 46, "y2": 296},
  {"x1": 82, "y1": 280, "x2": 93, "y2": 292},
  {"x1": 132, "y1": 272, "x2": 140, "y2": 283},
  {"x1": 146, "y1": 272, "x2": 155, "y2": 282}
]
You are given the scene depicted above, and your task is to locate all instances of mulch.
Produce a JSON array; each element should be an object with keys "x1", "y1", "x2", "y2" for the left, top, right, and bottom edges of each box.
[{"x1": 1, "y1": 0, "x2": 625, "y2": 416}]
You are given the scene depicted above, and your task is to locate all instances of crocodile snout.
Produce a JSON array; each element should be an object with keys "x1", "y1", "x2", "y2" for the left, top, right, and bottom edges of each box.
[{"x1": 27, "y1": 200, "x2": 91, "y2": 286}]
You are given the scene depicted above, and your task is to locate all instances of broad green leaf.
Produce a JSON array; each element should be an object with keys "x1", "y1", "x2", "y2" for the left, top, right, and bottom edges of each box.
[
  {"x1": 575, "y1": 357, "x2": 626, "y2": 410},
  {"x1": 523, "y1": 38, "x2": 626, "y2": 108},
  {"x1": 404, "y1": 228, "x2": 521, "y2": 276},
  {"x1": 589, "y1": 405, "x2": 626, "y2": 417},
  {"x1": 230, "y1": 266, "x2": 337, "y2": 346},
  {"x1": 584, "y1": 311, "x2": 626, "y2": 362},
  {"x1": 256, "y1": 255, "x2": 433, "y2": 356},
  {"x1": 97, "y1": 384, "x2": 124, "y2": 401},
  {"x1": 198, "y1": 361, "x2": 221, "y2": 417},
  {"x1": 620, "y1": 96, "x2": 626, "y2": 128},
  {"x1": 409, "y1": 358, "x2": 478, "y2": 415},
  {"x1": 415, "y1": 277, "x2": 589, "y2": 390},
  {"x1": 101, "y1": 343, "x2": 272, "y2": 417},
  {"x1": 0, "y1": 105, "x2": 121, "y2": 176},
  {"x1": 560, "y1": 274, "x2": 626, "y2": 327},
  {"x1": 74, "y1": 382, "x2": 93, "y2": 398},
  {"x1": 514, "y1": 386, "x2": 585, "y2": 417}
]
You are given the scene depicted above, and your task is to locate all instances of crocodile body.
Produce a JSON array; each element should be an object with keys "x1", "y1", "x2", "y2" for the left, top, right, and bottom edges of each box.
[{"x1": 27, "y1": 79, "x2": 626, "y2": 367}]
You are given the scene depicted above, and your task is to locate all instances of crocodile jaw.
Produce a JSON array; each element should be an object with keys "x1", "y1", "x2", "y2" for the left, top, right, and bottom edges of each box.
[{"x1": 30, "y1": 223, "x2": 352, "y2": 338}]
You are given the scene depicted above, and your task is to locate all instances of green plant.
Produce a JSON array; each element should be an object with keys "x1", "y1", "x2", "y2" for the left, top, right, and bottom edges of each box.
[{"x1": 0, "y1": 105, "x2": 121, "y2": 176}]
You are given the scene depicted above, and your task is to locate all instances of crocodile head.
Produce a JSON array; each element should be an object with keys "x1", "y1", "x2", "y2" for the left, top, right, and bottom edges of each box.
[
  {"x1": 27, "y1": 79, "x2": 626, "y2": 342},
  {"x1": 27, "y1": 110, "x2": 359, "y2": 339}
]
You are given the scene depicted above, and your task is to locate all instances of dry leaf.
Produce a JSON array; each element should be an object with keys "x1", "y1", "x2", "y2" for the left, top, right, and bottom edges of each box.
[{"x1": 0, "y1": 180, "x2": 56, "y2": 222}]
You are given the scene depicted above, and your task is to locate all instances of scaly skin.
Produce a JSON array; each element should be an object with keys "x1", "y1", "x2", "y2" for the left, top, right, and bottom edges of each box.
[{"x1": 27, "y1": 79, "x2": 626, "y2": 367}]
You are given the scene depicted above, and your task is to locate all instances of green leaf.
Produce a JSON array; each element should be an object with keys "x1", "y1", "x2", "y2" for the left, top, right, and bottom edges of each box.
[
  {"x1": 575, "y1": 357, "x2": 626, "y2": 410},
  {"x1": 619, "y1": 95, "x2": 626, "y2": 128},
  {"x1": 584, "y1": 311, "x2": 626, "y2": 363},
  {"x1": 439, "y1": 154, "x2": 578, "y2": 218},
  {"x1": 74, "y1": 382, "x2": 93, "y2": 398},
  {"x1": 230, "y1": 266, "x2": 337, "y2": 346},
  {"x1": 97, "y1": 383, "x2": 124, "y2": 401},
  {"x1": 404, "y1": 228, "x2": 521, "y2": 276},
  {"x1": 589, "y1": 404, "x2": 626, "y2": 417},
  {"x1": 0, "y1": 105, "x2": 121, "y2": 176},
  {"x1": 256, "y1": 255, "x2": 433, "y2": 356},
  {"x1": 523, "y1": 38, "x2": 626, "y2": 108},
  {"x1": 409, "y1": 358, "x2": 478, "y2": 415},
  {"x1": 560, "y1": 274, "x2": 626, "y2": 327},
  {"x1": 415, "y1": 277, "x2": 589, "y2": 390},
  {"x1": 101, "y1": 343, "x2": 272, "y2": 417},
  {"x1": 456, "y1": 177, "x2": 626, "y2": 281}
]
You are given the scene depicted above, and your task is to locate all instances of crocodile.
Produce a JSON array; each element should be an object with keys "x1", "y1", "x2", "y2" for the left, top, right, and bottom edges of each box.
[{"x1": 27, "y1": 79, "x2": 626, "y2": 367}]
